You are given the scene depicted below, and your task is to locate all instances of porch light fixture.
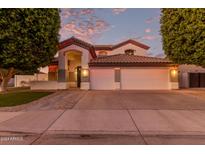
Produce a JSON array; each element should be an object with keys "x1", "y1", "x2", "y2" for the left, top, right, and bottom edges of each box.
[
  {"x1": 170, "y1": 69, "x2": 177, "y2": 77},
  {"x1": 82, "y1": 69, "x2": 89, "y2": 77}
]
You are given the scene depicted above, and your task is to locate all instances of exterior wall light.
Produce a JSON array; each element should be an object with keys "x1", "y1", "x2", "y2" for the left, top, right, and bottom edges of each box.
[
  {"x1": 82, "y1": 69, "x2": 89, "y2": 77},
  {"x1": 171, "y1": 69, "x2": 177, "y2": 77},
  {"x1": 170, "y1": 68, "x2": 178, "y2": 82}
]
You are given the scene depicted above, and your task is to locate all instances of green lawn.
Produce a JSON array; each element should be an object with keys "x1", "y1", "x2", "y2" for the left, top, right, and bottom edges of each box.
[{"x1": 0, "y1": 91, "x2": 53, "y2": 107}]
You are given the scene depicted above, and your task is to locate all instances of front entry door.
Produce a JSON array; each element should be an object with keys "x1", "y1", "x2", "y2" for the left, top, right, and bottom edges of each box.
[{"x1": 77, "y1": 66, "x2": 81, "y2": 88}]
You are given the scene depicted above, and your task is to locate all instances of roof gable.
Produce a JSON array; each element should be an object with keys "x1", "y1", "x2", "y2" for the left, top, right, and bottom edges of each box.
[
  {"x1": 112, "y1": 39, "x2": 150, "y2": 50},
  {"x1": 94, "y1": 39, "x2": 150, "y2": 51},
  {"x1": 58, "y1": 37, "x2": 149, "y2": 58},
  {"x1": 58, "y1": 37, "x2": 97, "y2": 58}
]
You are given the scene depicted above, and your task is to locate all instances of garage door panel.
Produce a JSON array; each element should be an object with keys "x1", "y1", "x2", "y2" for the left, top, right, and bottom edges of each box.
[
  {"x1": 121, "y1": 68, "x2": 169, "y2": 90},
  {"x1": 200, "y1": 73, "x2": 205, "y2": 87},
  {"x1": 189, "y1": 73, "x2": 205, "y2": 88},
  {"x1": 90, "y1": 69, "x2": 115, "y2": 90}
]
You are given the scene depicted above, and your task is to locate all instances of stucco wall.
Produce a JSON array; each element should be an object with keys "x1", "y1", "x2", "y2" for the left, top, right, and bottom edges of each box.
[
  {"x1": 111, "y1": 43, "x2": 148, "y2": 56},
  {"x1": 95, "y1": 43, "x2": 148, "y2": 57},
  {"x1": 30, "y1": 81, "x2": 68, "y2": 90},
  {"x1": 58, "y1": 44, "x2": 91, "y2": 69},
  {"x1": 15, "y1": 74, "x2": 48, "y2": 87},
  {"x1": 39, "y1": 66, "x2": 49, "y2": 74},
  {"x1": 15, "y1": 75, "x2": 34, "y2": 87}
]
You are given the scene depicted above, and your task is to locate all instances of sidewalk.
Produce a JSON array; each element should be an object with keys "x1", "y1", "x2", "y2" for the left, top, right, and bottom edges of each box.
[{"x1": 1, "y1": 109, "x2": 205, "y2": 144}]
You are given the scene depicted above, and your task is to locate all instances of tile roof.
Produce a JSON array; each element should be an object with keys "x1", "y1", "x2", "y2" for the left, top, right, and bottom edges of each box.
[{"x1": 89, "y1": 54, "x2": 174, "y2": 67}]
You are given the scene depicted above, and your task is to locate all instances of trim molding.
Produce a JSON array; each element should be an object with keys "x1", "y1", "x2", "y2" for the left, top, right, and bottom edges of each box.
[{"x1": 89, "y1": 63, "x2": 177, "y2": 67}]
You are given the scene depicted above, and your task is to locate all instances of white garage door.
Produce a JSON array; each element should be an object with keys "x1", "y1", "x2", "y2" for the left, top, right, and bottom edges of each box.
[
  {"x1": 90, "y1": 68, "x2": 115, "y2": 90},
  {"x1": 121, "y1": 68, "x2": 169, "y2": 90}
]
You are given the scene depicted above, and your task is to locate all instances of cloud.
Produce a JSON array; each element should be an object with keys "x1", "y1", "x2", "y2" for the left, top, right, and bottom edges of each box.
[
  {"x1": 61, "y1": 8, "x2": 95, "y2": 19},
  {"x1": 145, "y1": 15, "x2": 160, "y2": 24},
  {"x1": 79, "y1": 9, "x2": 95, "y2": 15},
  {"x1": 145, "y1": 17, "x2": 153, "y2": 24},
  {"x1": 61, "y1": 9, "x2": 72, "y2": 18},
  {"x1": 112, "y1": 8, "x2": 127, "y2": 15},
  {"x1": 142, "y1": 35, "x2": 159, "y2": 41},
  {"x1": 145, "y1": 28, "x2": 151, "y2": 33},
  {"x1": 60, "y1": 18, "x2": 110, "y2": 42},
  {"x1": 60, "y1": 9, "x2": 111, "y2": 42}
]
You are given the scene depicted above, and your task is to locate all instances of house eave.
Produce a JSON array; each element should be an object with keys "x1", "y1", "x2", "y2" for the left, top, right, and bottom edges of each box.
[{"x1": 89, "y1": 63, "x2": 177, "y2": 67}]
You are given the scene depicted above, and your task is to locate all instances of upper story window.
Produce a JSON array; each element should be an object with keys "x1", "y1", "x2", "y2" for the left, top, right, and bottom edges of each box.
[
  {"x1": 98, "y1": 51, "x2": 108, "y2": 56},
  {"x1": 125, "y1": 49, "x2": 135, "y2": 55}
]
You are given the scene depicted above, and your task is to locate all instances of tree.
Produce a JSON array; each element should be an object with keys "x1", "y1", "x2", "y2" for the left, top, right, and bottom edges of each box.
[
  {"x1": 0, "y1": 9, "x2": 60, "y2": 92},
  {"x1": 160, "y1": 9, "x2": 205, "y2": 67}
]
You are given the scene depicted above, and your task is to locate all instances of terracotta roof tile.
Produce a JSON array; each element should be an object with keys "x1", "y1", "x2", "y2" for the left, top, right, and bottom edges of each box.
[{"x1": 89, "y1": 54, "x2": 174, "y2": 67}]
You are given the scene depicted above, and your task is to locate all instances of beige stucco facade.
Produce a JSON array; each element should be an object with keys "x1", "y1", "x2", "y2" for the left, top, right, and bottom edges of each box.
[
  {"x1": 111, "y1": 43, "x2": 148, "y2": 56},
  {"x1": 57, "y1": 44, "x2": 91, "y2": 89},
  {"x1": 95, "y1": 43, "x2": 148, "y2": 56}
]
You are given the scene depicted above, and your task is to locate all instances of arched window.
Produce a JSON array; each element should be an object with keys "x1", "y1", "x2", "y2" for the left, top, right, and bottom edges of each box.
[{"x1": 125, "y1": 49, "x2": 135, "y2": 55}]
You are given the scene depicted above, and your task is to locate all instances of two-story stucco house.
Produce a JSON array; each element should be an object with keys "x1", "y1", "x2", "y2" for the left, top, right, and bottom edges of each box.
[{"x1": 30, "y1": 37, "x2": 179, "y2": 90}]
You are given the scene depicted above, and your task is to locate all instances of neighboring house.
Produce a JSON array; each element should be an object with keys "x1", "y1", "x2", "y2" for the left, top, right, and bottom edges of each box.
[
  {"x1": 30, "y1": 37, "x2": 179, "y2": 90},
  {"x1": 179, "y1": 64, "x2": 205, "y2": 88}
]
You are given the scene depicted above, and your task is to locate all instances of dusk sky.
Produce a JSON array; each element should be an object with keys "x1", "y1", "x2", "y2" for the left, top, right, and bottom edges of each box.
[{"x1": 60, "y1": 8, "x2": 163, "y2": 57}]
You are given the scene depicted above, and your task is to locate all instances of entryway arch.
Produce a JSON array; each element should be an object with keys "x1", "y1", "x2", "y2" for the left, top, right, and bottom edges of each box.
[{"x1": 66, "y1": 50, "x2": 82, "y2": 88}]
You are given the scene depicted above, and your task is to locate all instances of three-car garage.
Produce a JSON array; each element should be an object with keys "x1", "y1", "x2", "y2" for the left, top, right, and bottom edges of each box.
[
  {"x1": 89, "y1": 54, "x2": 177, "y2": 90},
  {"x1": 90, "y1": 67, "x2": 170, "y2": 90}
]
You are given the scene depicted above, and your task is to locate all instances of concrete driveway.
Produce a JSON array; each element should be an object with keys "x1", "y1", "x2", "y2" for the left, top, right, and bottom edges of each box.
[
  {"x1": 74, "y1": 90, "x2": 205, "y2": 110},
  {"x1": 0, "y1": 90, "x2": 205, "y2": 145}
]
